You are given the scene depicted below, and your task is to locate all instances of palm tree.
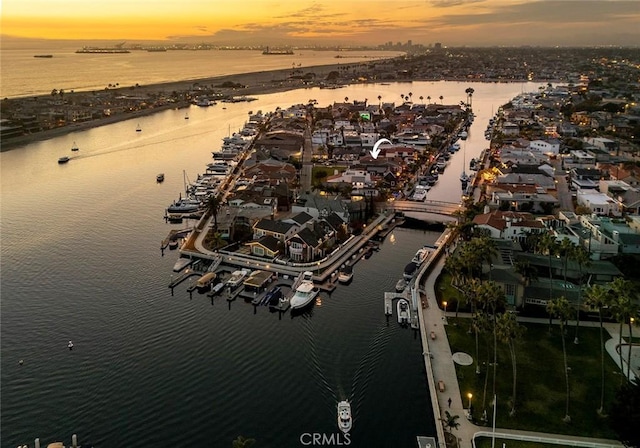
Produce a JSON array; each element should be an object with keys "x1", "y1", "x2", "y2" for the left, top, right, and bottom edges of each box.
[
  {"x1": 465, "y1": 87, "x2": 475, "y2": 109},
  {"x1": 538, "y1": 232, "x2": 559, "y2": 330},
  {"x1": 232, "y1": 435, "x2": 256, "y2": 448},
  {"x1": 408, "y1": 92, "x2": 413, "y2": 102},
  {"x1": 427, "y1": 95, "x2": 431, "y2": 104},
  {"x1": 440, "y1": 410, "x2": 460, "y2": 433},
  {"x1": 207, "y1": 195, "x2": 221, "y2": 231},
  {"x1": 584, "y1": 284, "x2": 610, "y2": 416},
  {"x1": 572, "y1": 245, "x2": 591, "y2": 344},
  {"x1": 546, "y1": 296, "x2": 573, "y2": 423},
  {"x1": 496, "y1": 312, "x2": 525, "y2": 416},
  {"x1": 377, "y1": 94, "x2": 382, "y2": 109},
  {"x1": 419, "y1": 95, "x2": 424, "y2": 104},
  {"x1": 609, "y1": 278, "x2": 637, "y2": 382},
  {"x1": 344, "y1": 96, "x2": 349, "y2": 103},
  {"x1": 439, "y1": 95, "x2": 444, "y2": 104}
]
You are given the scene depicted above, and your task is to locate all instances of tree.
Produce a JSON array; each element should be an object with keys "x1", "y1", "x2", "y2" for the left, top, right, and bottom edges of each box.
[
  {"x1": 207, "y1": 195, "x2": 221, "y2": 231},
  {"x1": 232, "y1": 435, "x2": 256, "y2": 448},
  {"x1": 538, "y1": 232, "x2": 559, "y2": 330},
  {"x1": 496, "y1": 312, "x2": 525, "y2": 416},
  {"x1": 440, "y1": 410, "x2": 460, "y2": 433},
  {"x1": 609, "y1": 278, "x2": 638, "y2": 383},
  {"x1": 427, "y1": 95, "x2": 431, "y2": 104},
  {"x1": 439, "y1": 95, "x2": 444, "y2": 104},
  {"x1": 584, "y1": 284, "x2": 610, "y2": 416},
  {"x1": 546, "y1": 296, "x2": 573, "y2": 423},
  {"x1": 609, "y1": 378, "x2": 640, "y2": 448},
  {"x1": 419, "y1": 95, "x2": 424, "y2": 104},
  {"x1": 465, "y1": 87, "x2": 475, "y2": 109},
  {"x1": 572, "y1": 245, "x2": 591, "y2": 344}
]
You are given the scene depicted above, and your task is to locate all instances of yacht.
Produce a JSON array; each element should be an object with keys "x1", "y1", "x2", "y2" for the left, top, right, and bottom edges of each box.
[
  {"x1": 411, "y1": 247, "x2": 430, "y2": 266},
  {"x1": 226, "y1": 269, "x2": 249, "y2": 290},
  {"x1": 403, "y1": 262, "x2": 418, "y2": 280},
  {"x1": 395, "y1": 278, "x2": 407, "y2": 292},
  {"x1": 337, "y1": 400, "x2": 352, "y2": 434},
  {"x1": 338, "y1": 265, "x2": 353, "y2": 284},
  {"x1": 167, "y1": 197, "x2": 202, "y2": 214},
  {"x1": 290, "y1": 272, "x2": 319, "y2": 310},
  {"x1": 397, "y1": 299, "x2": 410, "y2": 325}
]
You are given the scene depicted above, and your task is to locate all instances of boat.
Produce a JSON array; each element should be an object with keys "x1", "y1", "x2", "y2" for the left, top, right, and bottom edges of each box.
[
  {"x1": 71, "y1": 142, "x2": 79, "y2": 151},
  {"x1": 136, "y1": 124, "x2": 142, "y2": 132},
  {"x1": 172, "y1": 257, "x2": 193, "y2": 272},
  {"x1": 397, "y1": 299, "x2": 410, "y2": 325},
  {"x1": 262, "y1": 47, "x2": 294, "y2": 55},
  {"x1": 167, "y1": 197, "x2": 202, "y2": 214},
  {"x1": 156, "y1": 173, "x2": 165, "y2": 182},
  {"x1": 337, "y1": 400, "x2": 352, "y2": 434},
  {"x1": 168, "y1": 239, "x2": 179, "y2": 250},
  {"x1": 395, "y1": 278, "x2": 407, "y2": 292},
  {"x1": 34, "y1": 54, "x2": 53, "y2": 58},
  {"x1": 411, "y1": 247, "x2": 431, "y2": 266},
  {"x1": 185, "y1": 112, "x2": 189, "y2": 120},
  {"x1": 226, "y1": 269, "x2": 249, "y2": 289},
  {"x1": 58, "y1": 156, "x2": 70, "y2": 164},
  {"x1": 338, "y1": 265, "x2": 353, "y2": 284},
  {"x1": 196, "y1": 272, "x2": 217, "y2": 291},
  {"x1": 290, "y1": 271, "x2": 319, "y2": 310},
  {"x1": 68, "y1": 340, "x2": 74, "y2": 350},
  {"x1": 403, "y1": 262, "x2": 418, "y2": 280},
  {"x1": 210, "y1": 282, "x2": 225, "y2": 295}
]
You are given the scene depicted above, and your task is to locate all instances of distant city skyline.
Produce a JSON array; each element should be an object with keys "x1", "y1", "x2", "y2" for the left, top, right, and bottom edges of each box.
[{"x1": 2, "y1": 0, "x2": 639, "y2": 47}]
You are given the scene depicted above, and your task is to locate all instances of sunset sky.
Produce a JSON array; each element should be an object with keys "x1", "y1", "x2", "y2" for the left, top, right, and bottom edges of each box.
[{"x1": 2, "y1": 0, "x2": 639, "y2": 47}]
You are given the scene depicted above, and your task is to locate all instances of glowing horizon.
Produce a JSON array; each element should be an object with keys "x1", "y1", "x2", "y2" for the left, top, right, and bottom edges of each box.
[{"x1": 2, "y1": 0, "x2": 639, "y2": 47}]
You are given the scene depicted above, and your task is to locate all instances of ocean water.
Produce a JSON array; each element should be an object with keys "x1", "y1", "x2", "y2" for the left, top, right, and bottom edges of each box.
[
  {"x1": 0, "y1": 40, "x2": 402, "y2": 98},
  {"x1": 0, "y1": 80, "x2": 540, "y2": 446}
]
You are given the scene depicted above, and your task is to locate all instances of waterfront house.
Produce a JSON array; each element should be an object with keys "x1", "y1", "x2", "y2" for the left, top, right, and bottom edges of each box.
[
  {"x1": 293, "y1": 193, "x2": 350, "y2": 222},
  {"x1": 472, "y1": 210, "x2": 546, "y2": 241},
  {"x1": 247, "y1": 235, "x2": 282, "y2": 258},
  {"x1": 253, "y1": 218, "x2": 299, "y2": 242}
]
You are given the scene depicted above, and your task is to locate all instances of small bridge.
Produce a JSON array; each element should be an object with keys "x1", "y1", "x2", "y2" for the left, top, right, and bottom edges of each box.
[{"x1": 383, "y1": 200, "x2": 463, "y2": 223}]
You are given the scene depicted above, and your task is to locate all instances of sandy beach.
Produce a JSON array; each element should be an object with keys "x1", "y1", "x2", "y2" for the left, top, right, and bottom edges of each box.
[{"x1": 1, "y1": 61, "x2": 360, "y2": 151}]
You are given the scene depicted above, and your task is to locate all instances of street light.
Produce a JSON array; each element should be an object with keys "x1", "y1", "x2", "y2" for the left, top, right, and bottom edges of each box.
[
  {"x1": 443, "y1": 301, "x2": 448, "y2": 324},
  {"x1": 467, "y1": 392, "x2": 473, "y2": 410}
]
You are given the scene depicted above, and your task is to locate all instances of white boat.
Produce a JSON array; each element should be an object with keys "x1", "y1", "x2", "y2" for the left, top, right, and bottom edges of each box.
[
  {"x1": 226, "y1": 269, "x2": 249, "y2": 289},
  {"x1": 338, "y1": 265, "x2": 353, "y2": 284},
  {"x1": 290, "y1": 272, "x2": 319, "y2": 310},
  {"x1": 411, "y1": 247, "x2": 430, "y2": 266},
  {"x1": 67, "y1": 340, "x2": 74, "y2": 350},
  {"x1": 337, "y1": 400, "x2": 352, "y2": 434},
  {"x1": 395, "y1": 278, "x2": 407, "y2": 292},
  {"x1": 397, "y1": 299, "x2": 410, "y2": 325},
  {"x1": 172, "y1": 257, "x2": 193, "y2": 272}
]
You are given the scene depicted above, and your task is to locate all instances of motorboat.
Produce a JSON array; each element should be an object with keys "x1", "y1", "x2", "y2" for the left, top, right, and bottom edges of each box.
[
  {"x1": 156, "y1": 173, "x2": 165, "y2": 182},
  {"x1": 196, "y1": 272, "x2": 217, "y2": 291},
  {"x1": 338, "y1": 265, "x2": 353, "y2": 284},
  {"x1": 397, "y1": 299, "x2": 410, "y2": 325},
  {"x1": 58, "y1": 156, "x2": 70, "y2": 164},
  {"x1": 226, "y1": 269, "x2": 249, "y2": 289},
  {"x1": 395, "y1": 278, "x2": 407, "y2": 292},
  {"x1": 172, "y1": 257, "x2": 193, "y2": 272},
  {"x1": 403, "y1": 262, "x2": 418, "y2": 280},
  {"x1": 68, "y1": 340, "x2": 74, "y2": 350},
  {"x1": 337, "y1": 400, "x2": 352, "y2": 434},
  {"x1": 290, "y1": 272, "x2": 319, "y2": 310},
  {"x1": 411, "y1": 247, "x2": 431, "y2": 266}
]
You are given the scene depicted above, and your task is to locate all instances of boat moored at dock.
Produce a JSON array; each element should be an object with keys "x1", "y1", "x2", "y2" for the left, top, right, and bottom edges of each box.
[
  {"x1": 397, "y1": 299, "x2": 410, "y2": 326},
  {"x1": 196, "y1": 272, "x2": 217, "y2": 291},
  {"x1": 290, "y1": 271, "x2": 319, "y2": 310},
  {"x1": 338, "y1": 265, "x2": 353, "y2": 284}
]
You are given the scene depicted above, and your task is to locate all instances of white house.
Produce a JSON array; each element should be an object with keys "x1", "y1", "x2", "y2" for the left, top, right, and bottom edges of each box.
[
  {"x1": 529, "y1": 139, "x2": 560, "y2": 155},
  {"x1": 576, "y1": 191, "x2": 620, "y2": 216}
]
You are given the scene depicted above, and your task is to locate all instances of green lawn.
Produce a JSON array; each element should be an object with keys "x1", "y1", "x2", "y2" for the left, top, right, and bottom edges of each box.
[{"x1": 446, "y1": 317, "x2": 621, "y2": 439}]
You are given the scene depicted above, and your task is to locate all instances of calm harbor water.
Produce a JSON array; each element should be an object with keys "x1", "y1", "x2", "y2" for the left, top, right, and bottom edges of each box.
[{"x1": 0, "y1": 82, "x2": 540, "y2": 447}]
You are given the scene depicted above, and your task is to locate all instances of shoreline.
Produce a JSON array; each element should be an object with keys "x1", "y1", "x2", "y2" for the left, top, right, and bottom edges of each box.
[{"x1": 1, "y1": 58, "x2": 546, "y2": 152}]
